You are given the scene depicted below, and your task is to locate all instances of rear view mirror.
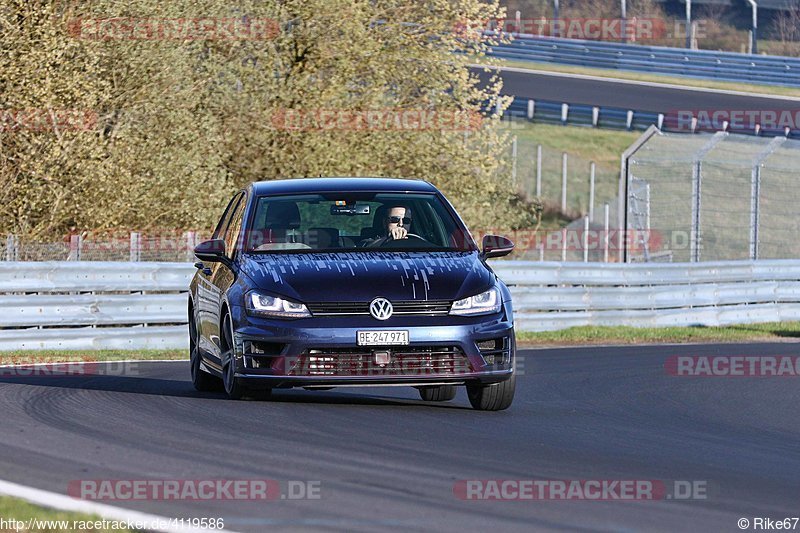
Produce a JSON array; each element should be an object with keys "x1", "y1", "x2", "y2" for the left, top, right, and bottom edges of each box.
[
  {"x1": 330, "y1": 203, "x2": 370, "y2": 216},
  {"x1": 194, "y1": 239, "x2": 226, "y2": 262},
  {"x1": 481, "y1": 235, "x2": 514, "y2": 259}
]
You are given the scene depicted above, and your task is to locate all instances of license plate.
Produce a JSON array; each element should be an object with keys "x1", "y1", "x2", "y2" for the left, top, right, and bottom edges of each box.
[{"x1": 357, "y1": 330, "x2": 409, "y2": 346}]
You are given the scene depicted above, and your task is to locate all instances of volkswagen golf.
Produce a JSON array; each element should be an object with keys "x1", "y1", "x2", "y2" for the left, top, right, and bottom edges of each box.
[{"x1": 188, "y1": 177, "x2": 517, "y2": 410}]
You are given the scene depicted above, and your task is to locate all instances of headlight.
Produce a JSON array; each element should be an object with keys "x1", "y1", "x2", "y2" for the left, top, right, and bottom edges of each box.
[
  {"x1": 246, "y1": 292, "x2": 310, "y2": 319},
  {"x1": 449, "y1": 287, "x2": 501, "y2": 316}
]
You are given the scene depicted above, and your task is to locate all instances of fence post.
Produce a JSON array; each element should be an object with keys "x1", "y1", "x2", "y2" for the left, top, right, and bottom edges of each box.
[
  {"x1": 186, "y1": 231, "x2": 197, "y2": 262},
  {"x1": 583, "y1": 215, "x2": 590, "y2": 262},
  {"x1": 536, "y1": 145, "x2": 542, "y2": 198},
  {"x1": 129, "y1": 232, "x2": 141, "y2": 262},
  {"x1": 68, "y1": 234, "x2": 82, "y2": 261},
  {"x1": 5, "y1": 234, "x2": 18, "y2": 261},
  {"x1": 603, "y1": 203, "x2": 610, "y2": 263},
  {"x1": 589, "y1": 162, "x2": 596, "y2": 222},
  {"x1": 561, "y1": 152, "x2": 568, "y2": 213},
  {"x1": 511, "y1": 136, "x2": 518, "y2": 188},
  {"x1": 690, "y1": 161, "x2": 701, "y2": 262}
]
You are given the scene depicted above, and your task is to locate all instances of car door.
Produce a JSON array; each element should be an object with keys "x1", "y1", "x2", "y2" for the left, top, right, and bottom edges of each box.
[
  {"x1": 205, "y1": 191, "x2": 248, "y2": 362},
  {"x1": 197, "y1": 192, "x2": 243, "y2": 361}
]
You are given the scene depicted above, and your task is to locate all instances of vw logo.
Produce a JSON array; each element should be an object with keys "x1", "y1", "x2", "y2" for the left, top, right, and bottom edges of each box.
[{"x1": 369, "y1": 297, "x2": 393, "y2": 320}]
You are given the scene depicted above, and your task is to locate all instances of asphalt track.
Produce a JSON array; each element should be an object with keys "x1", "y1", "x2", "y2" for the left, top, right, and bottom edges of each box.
[
  {"x1": 1, "y1": 342, "x2": 799, "y2": 532},
  {"x1": 474, "y1": 67, "x2": 800, "y2": 113}
]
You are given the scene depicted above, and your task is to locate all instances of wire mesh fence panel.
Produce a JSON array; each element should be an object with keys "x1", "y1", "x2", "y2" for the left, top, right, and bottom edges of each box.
[
  {"x1": 627, "y1": 131, "x2": 703, "y2": 263},
  {"x1": 1, "y1": 232, "x2": 210, "y2": 262},
  {"x1": 625, "y1": 132, "x2": 800, "y2": 262},
  {"x1": 759, "y1": 140, "x2": 800, "y2": 259}
]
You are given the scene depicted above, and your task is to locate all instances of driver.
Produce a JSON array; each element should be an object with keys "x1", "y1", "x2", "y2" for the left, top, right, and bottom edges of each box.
[{"x1": 365, "y1": 205, "x2": 412, "y2": 247}]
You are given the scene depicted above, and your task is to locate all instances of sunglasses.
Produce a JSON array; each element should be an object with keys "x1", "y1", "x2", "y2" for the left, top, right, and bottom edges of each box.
[{"x1": 387, "y1": 216, "x2": 412, "y2": 225}]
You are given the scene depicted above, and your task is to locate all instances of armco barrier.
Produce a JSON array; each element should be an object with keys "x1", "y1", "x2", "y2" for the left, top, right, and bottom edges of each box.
[
  {"x1": 2, "y1": 260, "x2": 800, "y2": 350},
  {"x1": 488, "y1": 34, "x2": 800, "y2": 88},
  {"x1": 504, "y1": 96, "x2": 798, "y2": 137}
]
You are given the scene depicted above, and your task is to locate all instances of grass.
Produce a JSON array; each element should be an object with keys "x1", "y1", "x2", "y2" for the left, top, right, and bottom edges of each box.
[
  {"x1": 0, "y1": 495, "x2": 136, "y2": 532},
  {"x1": 477, "y1": 57, "x2": 800, "y2": 98},
  {"x1": 0, "y1": 349, "x2": 187, "y2": 364},
  {"x1": 517, "y1": 322, "x2": 800, "y2": 346}
]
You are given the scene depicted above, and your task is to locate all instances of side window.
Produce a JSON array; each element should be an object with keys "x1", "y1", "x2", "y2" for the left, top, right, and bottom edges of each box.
[
  {"x1": 212, "y1": 193, "x2": 243, "y2": 240},
  {"x1": 223, "y1": 195, "x2": 247, "y2": 259}
]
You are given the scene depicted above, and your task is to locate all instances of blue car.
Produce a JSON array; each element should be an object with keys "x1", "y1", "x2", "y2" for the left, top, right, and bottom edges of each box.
[{"x1": 188, "y1": 178, "x2": 517, "y2": 410}]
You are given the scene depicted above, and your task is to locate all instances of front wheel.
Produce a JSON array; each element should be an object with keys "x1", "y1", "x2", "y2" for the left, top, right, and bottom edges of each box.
[
  {"x1": 417, "y1": 385, "x2": 457, "y2": 402},
  {"x1": 466, "y1": 374, "x2": 516, "y2": 411},
  {"x1": 221, "y1": 314, "x2": 249, "y2": 400}
]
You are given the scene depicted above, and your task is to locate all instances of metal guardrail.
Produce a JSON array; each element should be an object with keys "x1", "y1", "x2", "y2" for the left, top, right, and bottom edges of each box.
[
  {"x1": 0, "y1": 262, "x2": 192, "y2": 351},
  {"x1": 505, "y1": 97, "x2": 662, "y2": 132},
  {"x1": 505, "y1": 96, "x2": 799, "y2": 138},
  {"x1": 489, "y1": 34, "x2": 800, "y2": 87},
  {"x1": 2, "y1": 260, "x2": 800, "y2": 349}
]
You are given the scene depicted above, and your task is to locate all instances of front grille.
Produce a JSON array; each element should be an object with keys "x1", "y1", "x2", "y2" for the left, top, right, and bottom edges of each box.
[
  {"x1": 306, "y1": 300, "x2": 452, "y2": 317},
  {"x1": 289, "y1": 346, "x2": 472, "y2": 377}
]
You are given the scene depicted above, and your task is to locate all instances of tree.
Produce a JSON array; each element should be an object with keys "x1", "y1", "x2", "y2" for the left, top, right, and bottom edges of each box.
[{"x1": 0, "y1": 0, "x2": 539, "y2": 240}]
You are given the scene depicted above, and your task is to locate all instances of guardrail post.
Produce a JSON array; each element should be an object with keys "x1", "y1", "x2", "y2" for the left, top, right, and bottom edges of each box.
[
  {"x1": 589, "y1": 162, "x2": 596, "y2": 222},
  {"x1": 527, "y1": 99, "x2": 535, "y2": 120},
  {"x1": 603, "y1": 203, "x2": 610, "y2": 263},
  {"x1": 561, "y1": 152, "x2": 568, "y2": 212},
  {"x1": 657, "y1": 113, "x2": 664, "y2": 130},
  {"x1": 561, "y1": 103, "x2": 569, "y2": 125},
  {"x1": 68, "y1": 234, "x2": 82, "y2": 261},
  {"x1": 515, "y1": 10, "x2": 521, "y2": 34},
  {"x1": 130, "y1": 232, "x2": 141, "y2": 262},
  {"x1": 626, "y1": 110, "x2": 634, "y2": 130},
  {"x1": 539, "y1": 242, "x2": 545, "y2": 261},
  {"x1": 592, "y1": 107, "x2": 599, "y2": 127},
  {"x1": 536, "y1": 145, "x2": 542, "y2": 197},
  {"x1": 561, "y1": 227, "x2": 567, "y2": 261}
]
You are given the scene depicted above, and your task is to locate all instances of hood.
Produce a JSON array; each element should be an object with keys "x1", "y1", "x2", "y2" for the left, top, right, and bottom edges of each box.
[{"x1": 240, "y1": 251, "x2": 494, "y2": 303}]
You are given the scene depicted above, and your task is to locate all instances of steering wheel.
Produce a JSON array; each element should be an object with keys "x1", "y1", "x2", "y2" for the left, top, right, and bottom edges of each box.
[{"x1": 378, "y1": 234, "x2": 432, "y2": 247}]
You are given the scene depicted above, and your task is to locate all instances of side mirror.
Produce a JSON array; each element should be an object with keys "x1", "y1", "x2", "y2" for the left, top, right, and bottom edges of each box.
[
  {"x1": 194, "y1": 239, "x2": 227, "y2": 263},
  {"x1": 482, "y1": 235, "x2": 514, "y2": 259}
]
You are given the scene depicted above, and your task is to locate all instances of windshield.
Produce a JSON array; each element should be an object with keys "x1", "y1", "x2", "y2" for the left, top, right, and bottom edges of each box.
[{"x1": 244, "y1": 192, "x2": 476, "y2": 253}]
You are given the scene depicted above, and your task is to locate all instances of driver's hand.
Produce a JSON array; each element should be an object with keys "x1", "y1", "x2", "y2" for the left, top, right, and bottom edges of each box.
[{"x1": 389, "y1": 227, "x2": 408, "y2": 240}]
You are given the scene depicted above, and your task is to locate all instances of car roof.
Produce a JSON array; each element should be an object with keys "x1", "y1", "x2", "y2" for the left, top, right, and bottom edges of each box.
[{"x1": 250, "y1": 177, "x2": 437, "y2": 196}]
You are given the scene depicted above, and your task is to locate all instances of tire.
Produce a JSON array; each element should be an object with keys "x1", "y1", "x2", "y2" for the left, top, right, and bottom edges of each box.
[
  {"x1": 221, "y1": 313, "x2": 249, "y2": 400},
  {"x1": 418, "y1": 385, "x2": 457, "y2": 402},
  {"x1": 466, "y1": 374, "x2": 516, "y2": 411},
  {"x1": 189, "y1": 313, "x2": 222, "y2": 392}
]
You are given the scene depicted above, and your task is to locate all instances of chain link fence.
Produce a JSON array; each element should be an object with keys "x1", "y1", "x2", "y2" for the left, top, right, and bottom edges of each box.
[
  {"x1": 1, "y1": 232, "x2": 209, "y2": 262},
  {"x1": 625, "y1": 129, "x2": 800, "y2": 262}
]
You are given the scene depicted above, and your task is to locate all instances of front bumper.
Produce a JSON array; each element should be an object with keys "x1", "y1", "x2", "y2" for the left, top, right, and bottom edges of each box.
[{"x1": 225, "y1": 305, "x2": 515, "y2": 389}]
